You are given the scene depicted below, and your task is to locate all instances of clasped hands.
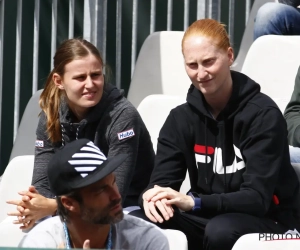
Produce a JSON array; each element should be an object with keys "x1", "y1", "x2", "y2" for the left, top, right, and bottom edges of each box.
[
  {"x1": 6, "y1": 185, "x2": 56, "y2": 229},
  {"x1": 143, "y1": 185, "x2": 195, "y2": 223}
]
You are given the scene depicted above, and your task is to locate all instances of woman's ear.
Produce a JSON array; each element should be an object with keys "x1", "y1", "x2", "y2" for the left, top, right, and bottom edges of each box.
[
  {"x1": 53, "y1": 73, "x2": 64, "y2": 90},
  {"x1": 227, "y1": 47, "x2": 234, "y2": 66}
]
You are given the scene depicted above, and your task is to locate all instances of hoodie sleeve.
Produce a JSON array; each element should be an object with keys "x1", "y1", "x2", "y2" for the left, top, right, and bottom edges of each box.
[
  {"x1": 138, "y1": 110, "x2": 189, "y2": 207},
  {"x1": 284, "y1": 66, "x2": 300, "y2": 147},
  {"x1": 107, "y1": 104, "x2": 154, "y2": 201},
  {"x1": 199, "y1": 107, "x2": 288, "y2": 216},
  {"x1": 31, "y1": 112, "x2": 56, "y2": 198}
]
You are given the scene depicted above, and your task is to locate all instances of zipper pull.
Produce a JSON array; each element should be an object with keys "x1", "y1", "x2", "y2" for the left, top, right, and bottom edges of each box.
[{"x1": 205, "y1": 177, "x2": 208, "y2": 184}]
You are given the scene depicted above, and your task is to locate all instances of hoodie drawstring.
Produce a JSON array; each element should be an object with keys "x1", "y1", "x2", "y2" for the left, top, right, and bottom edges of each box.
[
  {"x1": 60, "y1": 124, "x2": 80, "y2": 146},
  {"x1": 61, "y1": 124, "x2": 65, "y2": 146},
  {"x1": 205, "y1": 117, "x2": 208, "y2": 185},
  {"x1": 219, "y1": 121, "x2": 227, "y2": 193},
  {"x1": 76, "y1": 126, "x2": 80, "y2": 140}
]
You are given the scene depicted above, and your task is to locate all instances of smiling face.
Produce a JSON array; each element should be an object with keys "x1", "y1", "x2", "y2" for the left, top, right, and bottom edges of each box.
[
  {"x1": 53, "y1": 53, "x2": 104, "y2": 120},
  {"x1": 182, "y1": 35, "x2": 234, "y2": 98}
]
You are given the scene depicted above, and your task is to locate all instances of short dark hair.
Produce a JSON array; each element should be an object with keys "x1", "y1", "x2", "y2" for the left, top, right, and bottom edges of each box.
[{"x1": 56, "y1": 190, "x2": 83, "y2": 223}]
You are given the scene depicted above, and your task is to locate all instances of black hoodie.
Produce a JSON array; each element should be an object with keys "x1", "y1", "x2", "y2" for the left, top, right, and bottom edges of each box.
[{"x1": 142, "y1": 71, "x2": 299, "y2": 227}]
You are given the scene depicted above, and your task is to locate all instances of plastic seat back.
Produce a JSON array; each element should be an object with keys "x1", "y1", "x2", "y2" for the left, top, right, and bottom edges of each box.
[
  {"x1": 0, "y1": 155, "x2": 34, "y2": 222},
  {"x1": 241, "y1": 35, "x2": 300, "y2": 100},
  {"x1": 127, "y1": 31, "x2": 191, "y2": 107},
  {"x1": 10, "y1": 90, "x2": 43, "y2": 161}
]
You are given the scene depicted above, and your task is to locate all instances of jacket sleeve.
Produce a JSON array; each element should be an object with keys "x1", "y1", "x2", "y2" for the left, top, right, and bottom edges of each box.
[
  {"x1": 31, "y1": 112, "x2": 56, "y2": 198},
  {"x1": 107, "y1": 105, "x2": 149, "y2": 200},
  {"x1": 138, "y1": 111, "x2": 188, "y2": 207},
  {"x1": 199, "y1": 108, "x2": 287, "y2": 216},
  {"x1": 284, "y1": 66, "x2": 300, "y2": 146}
]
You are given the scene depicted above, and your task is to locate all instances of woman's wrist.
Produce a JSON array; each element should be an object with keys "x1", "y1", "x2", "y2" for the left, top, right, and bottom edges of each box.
[
  {"x1": 35, "y1": 199, "x2": 58, "y2": 224},
  {"x1": 47, "y1": 198, "x2": 58, "y2": 216}
]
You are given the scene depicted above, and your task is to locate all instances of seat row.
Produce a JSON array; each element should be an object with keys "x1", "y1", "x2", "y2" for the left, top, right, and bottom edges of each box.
[{"x1": 1, "y1": 31, "x2": 300, "y2": 249}]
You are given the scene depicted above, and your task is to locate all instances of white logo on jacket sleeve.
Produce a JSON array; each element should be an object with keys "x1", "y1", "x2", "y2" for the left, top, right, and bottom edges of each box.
[
  {"x1": 117, "y1": 128, "x2": 135, "y2": 141},
  {"x1": 35, "y1": 140, "x2": 44, "y2": 148}
]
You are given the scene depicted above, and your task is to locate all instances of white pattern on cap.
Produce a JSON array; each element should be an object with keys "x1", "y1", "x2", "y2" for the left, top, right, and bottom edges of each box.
[{"x1": 68, "y1": 141, "x2": 107, "y2": 178}]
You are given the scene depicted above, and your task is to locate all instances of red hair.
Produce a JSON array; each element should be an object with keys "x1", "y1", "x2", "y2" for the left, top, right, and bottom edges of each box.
[{"x1": 182, "y1": 19, "x2": 231, "y2": 52}]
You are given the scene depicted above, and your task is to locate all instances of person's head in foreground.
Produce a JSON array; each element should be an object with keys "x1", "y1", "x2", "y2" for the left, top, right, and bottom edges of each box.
[
  {"x1": 40, "y1": 38, "x2": 105, "y2": 143},
  {"x1": 182, "y1": 18, "x2": 234, "y2": 107},
  {"x1": 50, "y1": 139, "x2": 125, "y2": 223},
  {"x1": 19, "y1": 139, "x2": 170, "y2": 249},
  {"x1": 50, "y1": 138, "x2": 126, "y2": 248}
]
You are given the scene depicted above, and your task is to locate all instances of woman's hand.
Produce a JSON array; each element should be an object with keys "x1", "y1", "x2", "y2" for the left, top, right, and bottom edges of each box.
[
  {"x1": 6, "y1": 186, "x2": 57, "y2": 229},
  {"x1": 143, "y1": 198, "x2": 174, "y2": 223},
  {"x1": 143, "y1": 185, "x2": 179, "y2": 223},
  {"x1": 146, "y1": 185, "x2": 195, "y2": 212}
]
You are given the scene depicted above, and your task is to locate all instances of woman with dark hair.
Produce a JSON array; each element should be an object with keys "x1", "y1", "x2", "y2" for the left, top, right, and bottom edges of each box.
[{"x1": 7, "y1": 38, "x2": 154, "y2": 229}]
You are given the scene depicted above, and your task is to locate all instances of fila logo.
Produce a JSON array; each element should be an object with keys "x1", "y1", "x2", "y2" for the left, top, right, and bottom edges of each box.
[
  {"x1": 117, "y1": 128, "x2": 135, "y2": 141},
  {"x1": 68, "y1": 141, "x2": 107, "y2": 178},
  {"x1": 194, "y1": 144, "x2": 245, "y2": 174},
  {"x1": 213, "y1": 145, "x2": 245, "y2": 174},
  {"x1": 194, "y1": 144, "x2": 214, "y2": 164},
  {"x1": 35, "y1": 140, "x2": 44, "y2": 148}
]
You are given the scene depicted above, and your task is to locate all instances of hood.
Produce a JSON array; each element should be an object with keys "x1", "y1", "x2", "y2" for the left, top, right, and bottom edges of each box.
[
  {"x1": 59, "y1": 82, "x2": 124, "y2": 124},
  {"x1": 186, "y1": 70, "x2": 260, "y2": 120}
]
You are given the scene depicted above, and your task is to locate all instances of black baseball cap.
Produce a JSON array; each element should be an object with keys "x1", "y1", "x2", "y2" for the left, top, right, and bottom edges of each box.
[{"x1": 47, "y1": 139, "x2": 127, "y2": 196}]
